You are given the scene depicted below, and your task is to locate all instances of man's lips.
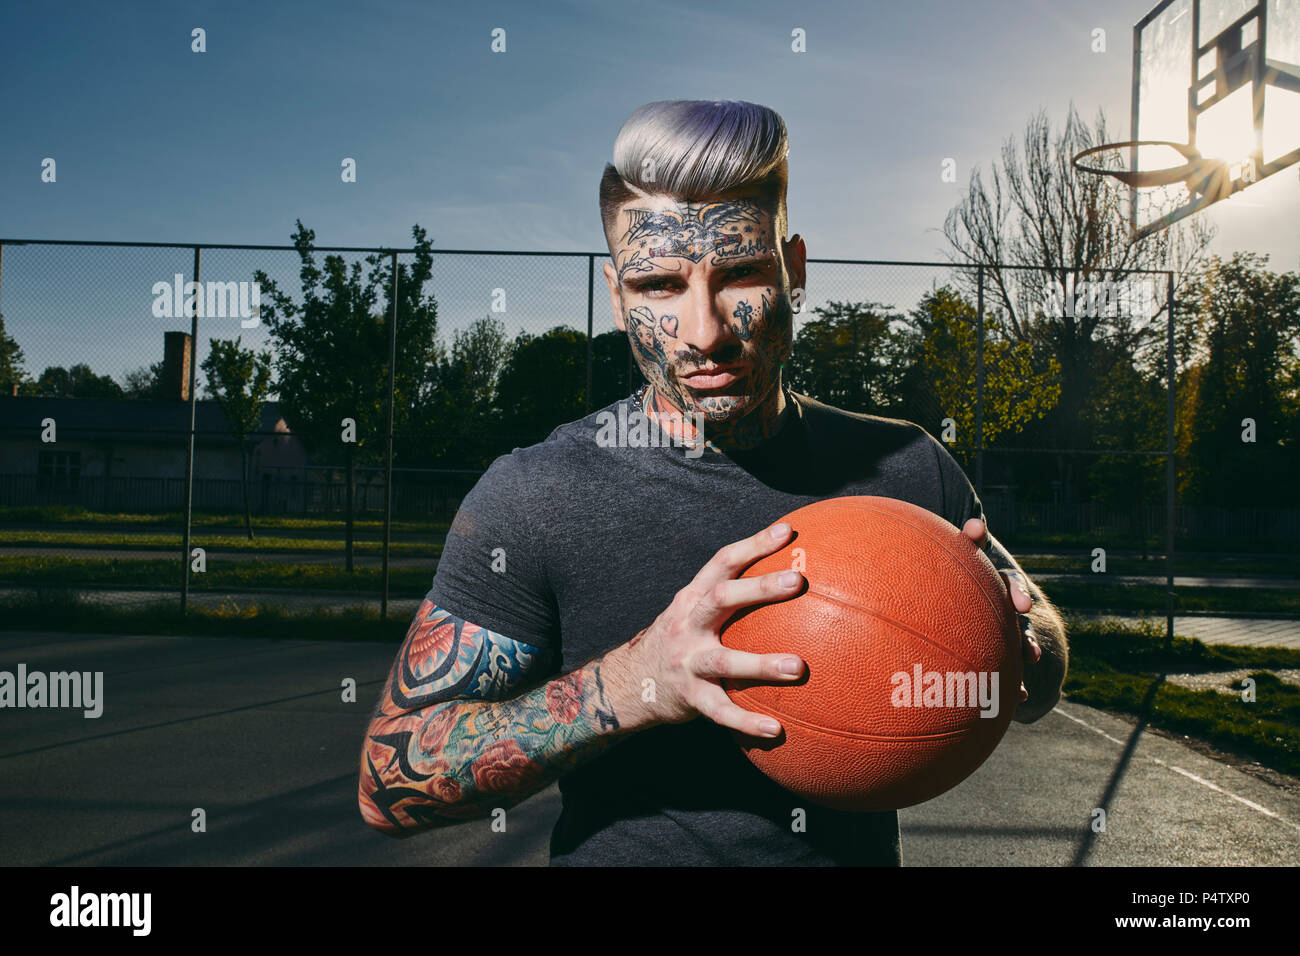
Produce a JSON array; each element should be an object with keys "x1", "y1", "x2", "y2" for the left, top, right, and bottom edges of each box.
[{"x1": 680, "y1": 366, "x2": 746, "y2": 389}]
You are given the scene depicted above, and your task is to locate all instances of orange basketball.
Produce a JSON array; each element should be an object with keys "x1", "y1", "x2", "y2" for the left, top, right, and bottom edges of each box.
[{"x1": 720, "y1": 495, "x2": 1022, "y2": 812}]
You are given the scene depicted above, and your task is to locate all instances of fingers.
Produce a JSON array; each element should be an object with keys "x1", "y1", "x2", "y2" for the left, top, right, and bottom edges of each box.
[
  {"x1": 689, "y1": 521, "x2": 794, "y2": 598},
  {"x1": 1000, "y1": 569, "x2": 1034, "y2": 614},
  {"x1": 689, "y1": 567, "x2": 803, "y2": 630},
  {"x1": 693, "y1": 685, "x2": 784, "y2": 738},
  {"x1": 691, "y1": 646, "x2": 804, "y2": 682},
  {"x1": 1024, "y1": 628, "x2": 1042, "y2": 663},
  {"x1": 962, "y1": 516, "x2": 989, "y2": 548}
]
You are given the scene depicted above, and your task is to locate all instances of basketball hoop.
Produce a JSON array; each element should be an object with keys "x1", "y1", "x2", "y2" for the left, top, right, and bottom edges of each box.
[{"x1": 1072, "y1": 139, "x2": 1234, "y2": 240}]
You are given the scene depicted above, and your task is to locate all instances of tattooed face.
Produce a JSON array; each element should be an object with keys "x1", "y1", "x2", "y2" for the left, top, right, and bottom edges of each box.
[{"x1": 604, "y1": 194, "x2": 806, "y2": 448}]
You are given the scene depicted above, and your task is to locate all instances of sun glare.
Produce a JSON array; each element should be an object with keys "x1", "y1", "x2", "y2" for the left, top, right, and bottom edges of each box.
[{"x1": 1194, "y1": 86, "x2": 1256, "y2": 163}]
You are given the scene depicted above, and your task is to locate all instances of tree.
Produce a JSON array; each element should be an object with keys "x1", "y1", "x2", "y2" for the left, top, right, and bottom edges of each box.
[
  {"x1": 590, "y1": 328, "x2": 636, "y2": 408},
  {"x1": 1178, "y1": 254, "x2": 1300, "y2": 507},
  {"x1": 257, "y1": 221, "x2": 441, "y2": 571},
  {"x1": 412, "y1": 315, "x2": 510, "y2": 468},
  {"x1": 494, "y1": 327, "x2": 589, "y2": 447},
  {"x1": 26, "y1": 363, "x2": 124, "y2": 399},
  {"x1": 785, "y1": 301, "x2": 908, "y2": 414},
  {"x1": 121, "y1": 361, "x2": 166, "y2": 399},
  {"x1": 0, "y1": 313, "x2": 27, "y2": 395},
  {"x1": 201, "y1": 337, "x2": 273, "y2": 539},
  {"x1": 943, "y1": 105, "x2": 1215, "y2": 502},
  {"x1": 901, "y1": 288, "x2": 1062, "y2": 452}
]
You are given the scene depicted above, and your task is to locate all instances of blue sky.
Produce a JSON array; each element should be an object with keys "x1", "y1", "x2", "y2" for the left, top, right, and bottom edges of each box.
[{"x1": 1, "y1": 0, "x2": 1296, "y2": 381}]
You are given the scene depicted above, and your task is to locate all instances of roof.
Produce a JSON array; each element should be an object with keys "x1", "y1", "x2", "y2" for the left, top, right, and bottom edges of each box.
[{"x1": 0, "y1": 397, "x2": 291, "y2": 445}]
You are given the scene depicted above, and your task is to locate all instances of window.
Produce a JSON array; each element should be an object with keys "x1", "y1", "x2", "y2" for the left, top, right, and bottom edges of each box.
[{"x1": 38, "y1": 451, "x2": 80, "y2": 491}]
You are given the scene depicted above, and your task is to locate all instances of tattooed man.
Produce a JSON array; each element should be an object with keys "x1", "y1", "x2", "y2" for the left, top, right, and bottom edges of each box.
[{"x1": 359, "y1": 100, "x2": 1068, "y2": 865}]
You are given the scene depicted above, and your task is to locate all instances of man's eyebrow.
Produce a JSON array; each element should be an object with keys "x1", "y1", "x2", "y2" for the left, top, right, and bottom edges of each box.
[
  {"x1": 621, "y1": 271, "x2": 681, "y2": 287},
  {"x1": 717, "y1": 256, "x2": 774, "y2": 267},
  {"x1": 714, "y1": 255, "x2": 778, "y2": 268}
]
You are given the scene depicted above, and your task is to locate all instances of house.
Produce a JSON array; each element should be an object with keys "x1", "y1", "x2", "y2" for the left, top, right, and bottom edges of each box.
[{"x1": 0, "y1": 333, "x2": 309, "y2": 512}]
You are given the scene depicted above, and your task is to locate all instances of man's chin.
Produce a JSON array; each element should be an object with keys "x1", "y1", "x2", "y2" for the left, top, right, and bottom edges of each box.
[{"x1": 688, "y1": 393, "x2": 757, "y2": 421}]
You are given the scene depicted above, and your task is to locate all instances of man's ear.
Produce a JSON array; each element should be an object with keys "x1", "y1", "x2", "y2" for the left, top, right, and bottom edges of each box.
[
  {"x1": 604, "y1": 261, "x2": 626, "y2": 331},
  {"x1": 783, "y1": 233, "x2": 807, "y2": 299}
]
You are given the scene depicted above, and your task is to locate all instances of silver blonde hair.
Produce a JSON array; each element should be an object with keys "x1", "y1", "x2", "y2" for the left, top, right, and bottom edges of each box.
[{"x1": 599, "y1": 100, "x2": 790, "y2": 247}]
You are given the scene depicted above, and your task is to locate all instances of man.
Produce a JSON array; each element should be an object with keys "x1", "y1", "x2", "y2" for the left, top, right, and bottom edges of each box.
[{"x1": 358, "y1": 99, "x2": 1068, "y2": 865}]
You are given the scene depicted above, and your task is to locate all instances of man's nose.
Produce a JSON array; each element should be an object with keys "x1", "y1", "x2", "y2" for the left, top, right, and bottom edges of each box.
[{"x1": 674, "y1": 285, "x2": 735, "y2": 357}]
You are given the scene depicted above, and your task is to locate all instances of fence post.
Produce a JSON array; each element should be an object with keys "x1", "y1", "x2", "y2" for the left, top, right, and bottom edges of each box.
[
  {"x1": 181, "y1": 246, "x2": 201, "y2": 614},
  {"x1": 586, "y1": 255, "x2": 594, "y2": 413},
  {"x1": 382, "y1": 251, "x2": 399, "y2": 622},
  {"x1": 1165, "y1": 272, "x2": 1176, "y2": 648},
  {"x1": 975, "y1": 265, "x2": 985, "y2": 497}
]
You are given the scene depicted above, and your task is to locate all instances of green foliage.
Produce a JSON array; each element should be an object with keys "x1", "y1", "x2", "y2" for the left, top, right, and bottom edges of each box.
[
  {"x1": 201, "y1": 336, "x2": 274, "y2": 539},
  {"x1": 1081, "y1": 343, "x2": 1166, "y2": 503},
  {"x1": 0, "y1": 313, "x2": 27, "y2": 393},
  {"x1": 788, "y1": 290, "x2": 1062, "y2": 450},
  {"x1": 24, "y1": 362, "x2": 124, "y2": 399},
  {"x1": 911, "y1": 287, "x2": 1061, "y2": 446},
  {"x1": 785, "y1": 301, "x2": 909, "y2": 413},
  {"x1": 1179, "y1": 253, "x2": 1300, "y2": 506},
  {"x1": 120, "y1": 360, "x2": 166, "y2": 399},
  {"x1": 257, "y1": 221, "x2": 441, "y2": 464},
  {"x1": 494, "y1": 326, "x2": 590, "y2": 446},
  {"x1": 201, "y1": 337, "x2": 273, "y2": 441},
  {"x1": 415, "y1": 316, "x2": 511, "y2": 467}
]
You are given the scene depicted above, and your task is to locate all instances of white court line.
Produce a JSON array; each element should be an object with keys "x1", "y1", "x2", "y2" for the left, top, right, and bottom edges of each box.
[{"x1": 1051, "y1": 705, "x2": 1300, "y2": 833}]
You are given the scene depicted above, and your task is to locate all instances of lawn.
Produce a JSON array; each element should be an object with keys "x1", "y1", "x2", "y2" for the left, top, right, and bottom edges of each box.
[
  {"x1": 0, "y1": 529, "x2": 441, "y2": 554},
  {"x1": 0, "y1": 505, "x2": 450, "y2": 536},
  {"x1": 0, "y1": 555, "x2": 433, "y2": 593},
  {"x1": 1061, "y1": 616, "x2": 1300, "y2": 777}
]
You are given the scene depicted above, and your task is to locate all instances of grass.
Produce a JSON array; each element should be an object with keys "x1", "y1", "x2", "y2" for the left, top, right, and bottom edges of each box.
[
  {"x1": 1062, "y1": 616, "x2": 1300, "y2": 777},
  {"x1": 0, "y1": 590, "x2": 408, "y2": 642},
  {"x1": 1003, "y1": 530, "x2": 1300, "y2": 555},
  {"x1": 1040, "y1": 581, "x2": 1300, "y2": 616},
  {"x1": 0, "y1": 555, "x2": 433, "y2": 593},
  {"x1": 0, "y1": 505, "x2": 451, "y2": 535},
  {"x1": 0, "y1": 529, "x2": 442, "y2": 554},
  {"x1": 2, "y1": 554, "x2": 1296, "y2": 615},
  {"x1": 1018, "y1": 554, "x2": 1300, "y2": 577}
]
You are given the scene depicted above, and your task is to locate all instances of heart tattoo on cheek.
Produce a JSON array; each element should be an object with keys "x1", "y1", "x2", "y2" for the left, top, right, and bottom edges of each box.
[{"x1": 658, "y1": 314, "x2": 679, "y2": 337}]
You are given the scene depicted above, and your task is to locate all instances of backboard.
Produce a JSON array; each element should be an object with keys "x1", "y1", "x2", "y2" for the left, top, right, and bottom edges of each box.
[{"x1": 1130, "y1": 0, "x2": 1300, "y2": 238}]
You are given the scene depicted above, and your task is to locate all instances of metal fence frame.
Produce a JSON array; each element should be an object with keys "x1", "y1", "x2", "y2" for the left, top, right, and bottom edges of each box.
[{"x1": 0, "y1": 237, "x2": 1180, "y2": 636}]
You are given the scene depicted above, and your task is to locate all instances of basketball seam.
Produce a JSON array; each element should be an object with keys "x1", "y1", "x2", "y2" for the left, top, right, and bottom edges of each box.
[
  {"x1": 730, "y1": 694, "x2": 975, "y2": 742},
  {"x1": 809, "y1": 496, "x2": 1016, "y2": 662},
  {"x1": 799, "y1": 587, "x2": 982, "y2": 673},
  {"x1": 836, "y1": 498, "x2": 1006, "y2": 624}
]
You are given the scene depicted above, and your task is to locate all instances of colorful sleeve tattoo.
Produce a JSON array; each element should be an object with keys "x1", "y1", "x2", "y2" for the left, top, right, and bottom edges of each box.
[{"x1": 359, "y1": 600, "x2": 624, "y2": 835}]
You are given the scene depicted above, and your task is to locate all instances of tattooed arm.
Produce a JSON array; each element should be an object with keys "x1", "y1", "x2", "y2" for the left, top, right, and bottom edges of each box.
[
  {"x1": 358, "y1": 601, "x2": 653, "y2": 836},
  {"x1": 360, "y1": 521, "x2": 812, "y2": 837}
]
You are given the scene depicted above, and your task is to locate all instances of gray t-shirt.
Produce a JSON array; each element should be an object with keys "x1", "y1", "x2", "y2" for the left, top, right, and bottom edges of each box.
[{"x1": 429, "y1": 388, "x2": 1004, "y2": 866}]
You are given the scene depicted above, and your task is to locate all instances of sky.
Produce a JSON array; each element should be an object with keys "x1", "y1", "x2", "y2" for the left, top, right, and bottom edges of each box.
[{"x1": 1, "y1": 0, "x2": 1297, "y2": 382}]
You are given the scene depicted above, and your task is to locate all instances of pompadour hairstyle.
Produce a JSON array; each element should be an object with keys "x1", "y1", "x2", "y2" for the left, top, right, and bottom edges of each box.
[{"x1": 599, "y1": 99, "x2": 790, "y2": 250}]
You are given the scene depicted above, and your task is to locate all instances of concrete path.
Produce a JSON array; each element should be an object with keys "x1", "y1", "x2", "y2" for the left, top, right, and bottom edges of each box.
[{"x1": 1, "y1": 630, "x2": 1296, "y2": 866}]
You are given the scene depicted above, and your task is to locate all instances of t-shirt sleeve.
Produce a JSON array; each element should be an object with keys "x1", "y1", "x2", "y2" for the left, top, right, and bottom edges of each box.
[
  {"x1": 427, "y1": 453, "x2": 560, "y2": 650},
  {"x1": 927, "y1": 432, "x2": 1018, "y2": 574}
]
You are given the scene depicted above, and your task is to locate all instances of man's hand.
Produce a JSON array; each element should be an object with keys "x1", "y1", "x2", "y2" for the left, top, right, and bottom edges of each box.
[
  {"x1": 962, "y1": 517, "x2": 1041, "y2": 707},
  {"x1": 618, "y1": 522, "x2": 807, "y2": 738}
]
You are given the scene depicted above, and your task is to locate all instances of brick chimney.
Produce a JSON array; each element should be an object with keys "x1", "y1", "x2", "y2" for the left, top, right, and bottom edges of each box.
[{"x1": 162, "y1": 331, "x2": 192, "y2": 402}]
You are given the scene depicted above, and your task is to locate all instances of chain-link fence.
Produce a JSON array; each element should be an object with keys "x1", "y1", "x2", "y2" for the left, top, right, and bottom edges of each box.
[{"x1": 2, "y1": 239, "x2": 1297, "y2": 630}]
